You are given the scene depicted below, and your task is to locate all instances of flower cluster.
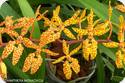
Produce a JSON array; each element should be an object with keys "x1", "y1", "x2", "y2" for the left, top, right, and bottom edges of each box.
[
  {"x1": 0, "y1": 1, "x2": 125, "y2": 80},
  {"x1": 103, "y1": 15, "x2": 125, "y2": 68},
  {"x1": 0, "y1": 11, "x2": 58, "y2": 76}
]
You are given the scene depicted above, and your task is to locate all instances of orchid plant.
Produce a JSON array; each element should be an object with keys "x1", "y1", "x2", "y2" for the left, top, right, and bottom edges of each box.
[{"x1": 0, "y1": 0, "x2": 125, "y2": 82}]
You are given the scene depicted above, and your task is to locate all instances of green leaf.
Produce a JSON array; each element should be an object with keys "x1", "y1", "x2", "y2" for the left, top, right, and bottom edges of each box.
[
  {"x1": 98, "y1": 44, "x2": 116, "y2": 61},
  {"x1": 0, "y1": 47, "x2": 30, "y2": 79},
  {"x1": 0, "y1": 2, "x2": 20, "y2": 19},
  {"x1": 111, "y1": 76, "x2": 123, "y2": 82},
  {"x1": 17, "y1": 0, "x2": 41, "y2": 39},
  {"x1": 4, "y1": 59, "x2": 30, "y2": 79},
  {"x1": 102, "y1": 57, "x2": 115, "y2": 72},
  {"x1": 96, "y1": 50, "x2": 105, "y2": 83}
]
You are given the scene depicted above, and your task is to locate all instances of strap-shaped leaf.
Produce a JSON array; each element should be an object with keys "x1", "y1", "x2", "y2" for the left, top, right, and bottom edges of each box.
[
  {"x1": 2, "y1": 41, "x2": 15, "y2": 59},
  {"x1": 0, "y1": 2, "x2": 19, "y2": 18},
  {"x1": 63, "y1": 28, "x2": 76, "y2": 39},
  {"x1": 12, "y1": 44, "x2": 24, "y2": 65},
  {"x1": 63, "y1": 61, "x2": 72, "y2": 79}
]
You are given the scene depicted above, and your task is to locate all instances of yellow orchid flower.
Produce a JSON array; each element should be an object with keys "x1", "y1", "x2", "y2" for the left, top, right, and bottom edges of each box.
[
  {"x1": 1, "y1": 41, "x2": 24, "y2": 66},
  {"x1": 72, "y1": 9, "x2": 109, "y2": 61},
  {"x1": 22, "y1": 53, "x2": 42, "y2": 74},
  {"x1": 52, "y1": 40, "x2": 81, "y2": 64},
  {"x1": 103, "y1": 15, "x2": 125, "y2": 48},
  {"x1": 39, "y1": 27, "x2": 61, "y2": 47},
  {"x1": 82, "y1": 38, "x2": 97, "y2": 61},
  {"x1": 73, "y1": 10, "x2": 110, "y2": 38},
  {"x1": 73, "y1": 1, "x2": 112, "y2": 40},
  {"x1": 103, "y1": 42, "x2": 119, "y2": 48},
  {"x1": 115, "y1": 50, "x2": 125, "y2": 68},
  {"x1": 38, "y1": 6, "x2": 86, "y2": 39},
  {"x1": 103, "y1": 15, "x2": 125, "y2": 69},
  {"x1": 51, "y1": 6, "x2": 63, "y2": 26},
  {"x1": 52, "y1": 40, "x2": 81, "y2": 79},
  {"x1": 0, "y1": 61, "x2": 7, "y2": 79},
  {"x1": 115, "y1": 4, "x2": 125, "y2": 13},
  {"x1": 22, "y1": 43, "x2": 58, "y2": 74},
  {"x1": 63, "y1": 60, "x2": 72, "y2": 80},
  {"x1": 12, "y1": 44, "x2": 24, "y2": 65},
  {"x1": 2, "y1": 41, "x2": 16, "y2": 59}
]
